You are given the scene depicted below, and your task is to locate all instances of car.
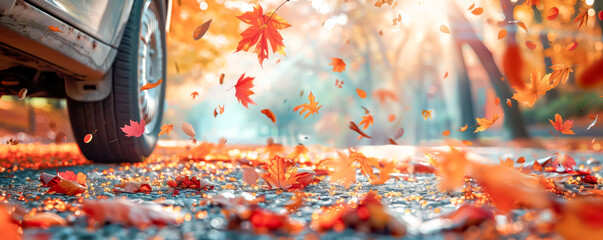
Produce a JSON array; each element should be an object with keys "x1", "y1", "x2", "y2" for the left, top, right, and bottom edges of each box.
[{"x1": 0, "y1": 0, "x2": 171, "y2": 163}]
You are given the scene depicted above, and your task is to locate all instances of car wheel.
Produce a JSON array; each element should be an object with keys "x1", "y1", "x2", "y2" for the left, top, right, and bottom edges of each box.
[{"x1": 67, "y1": 0, "x2": 166, "y2": 163}]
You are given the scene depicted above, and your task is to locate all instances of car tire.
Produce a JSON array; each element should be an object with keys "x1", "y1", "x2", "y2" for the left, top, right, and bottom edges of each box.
[{"x1": 67, "y1": 0, "x2": 166, "y2": 163}]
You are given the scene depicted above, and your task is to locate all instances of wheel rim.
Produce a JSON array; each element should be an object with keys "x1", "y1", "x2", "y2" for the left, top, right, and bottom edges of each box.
[{"x1": 138, "y1": 0, "x2": 163, "y2": 134}]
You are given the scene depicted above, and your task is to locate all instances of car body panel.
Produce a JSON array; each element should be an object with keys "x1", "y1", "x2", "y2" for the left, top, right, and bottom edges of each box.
[
  {"x1": 0, "y1": 1, "x2": 116, "y2": 80},
  {"x1": 27, "y1": 0, "x2": 134, "y2": 47}
]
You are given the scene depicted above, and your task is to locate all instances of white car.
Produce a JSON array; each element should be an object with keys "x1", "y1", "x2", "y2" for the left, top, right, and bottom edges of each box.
[{"x1": 0, "y1": 0, "x2": 171, "y2": 162}]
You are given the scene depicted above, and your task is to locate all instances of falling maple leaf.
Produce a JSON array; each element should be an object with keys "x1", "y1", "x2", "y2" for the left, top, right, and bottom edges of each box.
[
  {"x1": 293, "y1": 92, "x2": 323, "y2": 118},
  {"x1": 140, "y1": 79, "x2": 163, "y2": 91},
  {"x1": 236, "y1": 4, "x2": 291, "y2": 66},
  {"x1": 191, "y1": 91, "x2": 199, "y2": 100},
  {"x1": 549, "y1": 113, "x2": 576, "y2": 135},
  {"x1": 549, "y1": 64, "x2": 573, "y2": 87},
  {"x1": 510, "y1": 21, "x2": 528, "y2": 32},
  {"x1": 231, "y1": 73, "x2": 257, "y2": 108},
  {"x1": 359, "y1": 114, "x2": 374, "y2": 130},
  {"x1": 121, "y1": 119, "x2": 145, "y2": 137},
  {"x1": 327, "y1": 151, "x2": 357, "y2": 188},
  {"x1": 512, "y1": 71, "x2": 554, "y2": 108},
  {"x1": 329, "y1": 58, "x2": 346, "y2": 72},
  {"x1": 474, "y1": 114, "x2": 501, "y2": 133},
  {"x1": 260, "y1": 109, "x2": 276, "y2": 123},
  {"x1": 552, "y1": 153, "x2": 576, "y2": 170},
  {"x1": 422, "y1": 110, "x2": 433, "y2": 120},
  {"x1": 158, "y1": 124, "x2": 173, "y2": 136},
  {"x1": 575, "y1": 8, "x2": 589, "y2": 29}
]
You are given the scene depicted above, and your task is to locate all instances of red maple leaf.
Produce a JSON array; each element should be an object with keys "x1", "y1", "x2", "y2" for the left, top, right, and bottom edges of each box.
[
  {"x1": 549, "y1": 113, "x2": 576, "y2": 135},
  {"x1": 236, "y1": 4, "x2": 291, "y2": 66},
  {"x1": 231, "y1": 73, "x2": 257, "y2": 108},
  {"x1": 121, "y1": 119, "x2": 145, "y2": 137},
  {"x1": 553, "y1": 153, "x2": 576, "y2": 170}
]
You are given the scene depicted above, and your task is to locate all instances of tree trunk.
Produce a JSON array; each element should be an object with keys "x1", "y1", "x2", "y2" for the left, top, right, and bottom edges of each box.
[{"x1": 452, "y1": 42, "x2": 478, "y2": 140}]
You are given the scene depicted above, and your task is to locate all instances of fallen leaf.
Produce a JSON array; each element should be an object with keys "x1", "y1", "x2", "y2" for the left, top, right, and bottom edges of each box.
[
  {"x1": 236, "y1": 4, "x2": 291, "y2": 66},
  {"x1": 121, "y1": 119, "x2": 145, "y2": 137},
  {"x1": 329, "y1": 58, "x2": 346, "y2": 72},
  {"x1": 167, "y1": 175, "x2": 213, "y2": 190},
  {"x1": 497, "y1": 29, "x2": 507, "y2": 40},
  {"x1": 474, "y1": 114, "x2": 501, "y2": 133},
  {"x1": 549, "y1": 113, "x2": 576, "y2": 135},
  {"x1": 48, "y1": 178, "x2": 86, "y2": 196},
  {"x1": 439, "y1": 25, "x2": 450, "y2": 34},
  {"x1": 547, "y1": 7, "x2": 559, "y2": 20},
  {"x1": 231, "y1": 73, "x2": 257, "y2": 108},
  {"x1": 262, "y1": 155, "x2": 312, "y2": 190},
  {"x1": 371, "y1": 160, "x2": 396, "y2": 185},
  {"x1": 512, "y1": 71, "x2": 554, "y2": 108},
  {"x1": 114, "y1": 182, "x2": 152, "y2": 193},
  {"x1": 158, "y1": 124, "x2": 173, "y2": 136},
  {"x1": 242, "y1": 167, "x2": 259, "y2": 185},
  {"x1": 293, "y1": 92, "x2": 323, "y2": 118},
  {"x1": 193, "y1": 19, "x2": 212, "y2": 40},
  {"x1": 140, "y1": 79, "x2": 163, "y2": 91},
  {"x1": 261, "y1": 109, "x2": 276, "y2": 123},
  {"x1": 356, "y1": 88, "x2": 367, "y2": 99},
  {"x1": 552, "y1": 153, "x2": 576, "y2": 170},
  {"x1": 82, "y1": 199, "x2": 178, "y2": 228}
]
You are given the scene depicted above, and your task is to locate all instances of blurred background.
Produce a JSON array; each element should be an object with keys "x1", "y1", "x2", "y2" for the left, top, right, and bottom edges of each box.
[{"x1": 1, "y1": 0, "x2": 602, "y2": 150}]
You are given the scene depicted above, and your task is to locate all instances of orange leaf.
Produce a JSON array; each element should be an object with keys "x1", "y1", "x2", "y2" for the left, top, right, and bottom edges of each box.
[
  {"x1": 444, "y1": 72, "x2": 449, "y2": 79},
  {"x1": 232, "y1": 73, "x2": 257, "y2": 108},
  {"x1": 439, "y1": 25, "x2": 450, "y2": 34},
  {"x1": 462, "y1": 140, "x2": 473, "y2": 146},
  {"x1": 471, "y1": 7, "x2": 483, "y2": 15},
  {"x1": 349, "y1": 121, "x2": 372, "y2": 139},
  {"x1": 191, "y1": 91, "x2": 199, "y2": 100},
  {"x1": 262, "y1": 155, "x2": 301, "y2": 190},
  {"x1": 329, "y1": 58, "x2": 346, "y2": 72},
  {"x1": 22, "y1": 212, "x2": 66, "y2": 228},
  {"x1": 82, "y1": 199, "x2": 178, "y2": 228},
  {"x1": 547, "y1": 7, "x2": 559, "y2": 20},
  {"x1": 140, "y1": 79, "x2": 163, "y2": 91},
  {"x1": 549, "y1": 113, "x2": 576, "y2": 135},
  {"x1": 287, "y1": 144, "x2": 310, "y2": 162},
  {"x1": 236, "y1": 4, "x2": 291, "y2": 66},
  {"x1": 511, "y1": 21, "x2": 528, "y2": 32},
  {"x1": 467, "y1": 3, "x2": 475, "y2": 10},
  {"x1": 442, "y1": 130, "x2": 450, "y2": 136},
  {"x1": 497, "y1": 29, "x2": 507, "y2": 40},
  {"x1": 242, "y1": 167, "x2": 259, "y2": 185},
  {"x1": 435, "y1": 147, "x2": 469, "y2": 191},
  {"x1": 261, "y1": 109, "x2": 276, "y2": 123},
  {"x1": 48, "y1": 25, "x2": 62, "y2": 32},
  {"x1": 495, "y1": 97, "x2": 500, "y2": 105},
  {"x1": 158, "y1": 124, "x2": 173, "y2": 136},
  {"x1": 294, "y1": 92, "x2": 323, "y2": 118},
  {"x1": 512, "y1": 71, "x2": 554, "y2": 108},
  {"x1": 422, "y1": 110, "x2": 433, "y2": 120},
  {"x1": 553, "y1": 153, "x2": 576, "y2": 170},
  {"x1": 549, "y1": 64, "x2": 573, "y2": 87},
  {"x1": 356, "y1": 88, "x2": 367, "y2": 99},
  {"x1": 575, "y1": 8, "x2": 589, "y2": 29},
  {"x1": 193, "y1": 19, "x2": 212, "y2": 40},
  {"x1": 474, "y1": 114, "x2": 501, "y2": 133},
  {"x1": 370, "y1": 160, "x2": 396, "y2": 185},
  {"x1": 121, "y1": 119, "x2": 145, "y2": 137},
  {"x1": 459, "y1": 124, "x2": 468, "y2": 132},
  {"x1": 388, "y1": 114, "x2": 396, "y2": 122},
  {"x1": 566, "y1": 42, "x2": 578, "y2": 51},
  {"x1": 358, "y1": 114, "x2": 373, "y2": 130},
  {"x1": 48, "y1": 178, "x2": 86, "y2": 196},
  {"x1": 506, "y1": 99, "x2": 512, "y2": 107}
]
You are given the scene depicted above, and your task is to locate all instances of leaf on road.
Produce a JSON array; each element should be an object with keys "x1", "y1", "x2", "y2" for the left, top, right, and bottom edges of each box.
[
  {"x1": 242, "y1": 167, "x2": 259, "y2": 185},
  {"x1": 553, "y1": 153, "x2": 576, "y2": 170},
  {"x1": 121, "y1": 119, "x2": 146, "y2": 137},
  {"x1": 82, "y1": 199, "x2": 178, "y2": 228},
  {"x1": 114, "y1": 181, "x2": 152, "y2": 193},
  {"x1": 167, "y1": 175, "x2": 213, "y2": 190}
]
